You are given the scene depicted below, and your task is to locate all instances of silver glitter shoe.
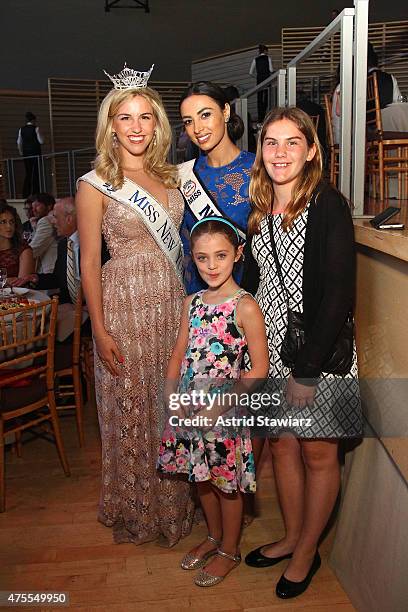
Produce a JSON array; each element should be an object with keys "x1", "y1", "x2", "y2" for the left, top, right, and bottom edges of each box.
[
  {"x1": 194, "y1": 548, "x2": 241, "y2": 587},
  {"x1": 180, "y1": 535, "x2": 221, "y2": 570}
]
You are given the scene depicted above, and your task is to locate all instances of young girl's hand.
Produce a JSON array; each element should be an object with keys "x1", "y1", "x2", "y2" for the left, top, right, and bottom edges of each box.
[
  {"x1": 285, "y1": 375, "x2": 316, "y2": 409},
  {"x1": 94, "y1": 332, "x2": 124, "y2": 377}
]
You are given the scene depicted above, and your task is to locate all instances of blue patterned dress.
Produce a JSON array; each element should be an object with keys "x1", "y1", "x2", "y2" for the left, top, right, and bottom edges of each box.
[
  {"x1": 158, "y1": 289, "x2": 256, "y2": 494},
  {"x1": 180, "y1": 151, "x2": 255, "y2": 293}
]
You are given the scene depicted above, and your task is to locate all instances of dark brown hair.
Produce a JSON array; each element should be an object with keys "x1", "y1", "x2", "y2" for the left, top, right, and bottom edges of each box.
[
  {"x1": 0, "y1": 201, "x2": 23, "y2": 249},
  {"x1": 180, "y1": 81, "x2": 244, "y2": 143},
  {"x1": 190, "y1": 219, "x2": 240, "y2": 251}
]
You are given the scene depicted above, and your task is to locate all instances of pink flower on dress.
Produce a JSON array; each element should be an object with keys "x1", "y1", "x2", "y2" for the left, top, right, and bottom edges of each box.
[
  {"x1": 194, "y1": 336, "x2": 206, "y2": 348},
  {"x1": 209, "y1": 368, "x2": 219, "y2": 378},
  {"x1": 220, "y1": 331, "x2": 235, "y2": 345},
  {"x1": 210, "y1": 317, "x2": 228, "y2": 336},
  {"x1": 244, "y1": 438, "x2": 253, "y2": 454},
  {"x1": 218, "y1": 302, "x2": 235, "y2": 316},
  {"x1": 207, "y1": 352, "x2": 216, "y2": 363},
  {"x1": 224, "y1": 438, "x2": 235, "y2": 450},
  {"x1": 226, "y1": 451, "x2": 236, "y2": 467},
  {"x1": 193, "y1": 463, "x2": 209, "y2": 480},
  {"x1": 163, "y1": 464, "x2": 177, "y2": 472},
  {"x1": 212, "y1": 465, "x2": 234, "y2": 481}
]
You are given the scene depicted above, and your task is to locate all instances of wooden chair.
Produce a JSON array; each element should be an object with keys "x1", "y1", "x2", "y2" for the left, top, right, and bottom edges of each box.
[
  {"x1": 323, "y1": 93, "x2": 339, "y2": 186},
  {"x1": 366, "y1": 72, "x2": 408, "y2": 200},
  {"x1": 54, "y1": 286, "x2": 85, "y2": 447},
  {"x1": 0, "y1": 297, "x2": 70, "y2": 512},
  {"x1": 309, "y1": 114, "x2": 320, "y2": 130}
]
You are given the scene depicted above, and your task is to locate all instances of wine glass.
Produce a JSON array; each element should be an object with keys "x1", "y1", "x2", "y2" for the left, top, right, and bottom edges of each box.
[{"x1": 0, "y1": 267, "x2": 7, "y2": 298}]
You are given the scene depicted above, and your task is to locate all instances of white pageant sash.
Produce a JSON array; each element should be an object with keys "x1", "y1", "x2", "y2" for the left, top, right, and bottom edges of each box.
[
  {"x1": 78, "y1": 170, "x2": 184, "y2": 282},
  {"x1": 178, "y1": 159, "x2": 246, "y2": 242}
]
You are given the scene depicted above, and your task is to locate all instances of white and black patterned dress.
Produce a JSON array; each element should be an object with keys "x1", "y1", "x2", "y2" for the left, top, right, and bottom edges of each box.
[{"x1": 252, "y1": 210, "x2": 362, "y2": 438}]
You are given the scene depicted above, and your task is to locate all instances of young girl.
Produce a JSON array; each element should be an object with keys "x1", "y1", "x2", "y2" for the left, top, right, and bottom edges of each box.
[
  {"x1": 242, "y1": 108, "x2": 362, "y2": 599},
  {"x1": 158, "y1": 217, "x2": 269, "y2": 587}
]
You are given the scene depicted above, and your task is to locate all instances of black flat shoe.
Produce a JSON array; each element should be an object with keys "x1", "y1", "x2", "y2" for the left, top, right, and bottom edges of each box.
[
  {"x1": 245, "y1": 543, "x2": 293, "y2": 568},
  {"x1": 275, "y1": 551, "x2": 321, "y2": 599}
]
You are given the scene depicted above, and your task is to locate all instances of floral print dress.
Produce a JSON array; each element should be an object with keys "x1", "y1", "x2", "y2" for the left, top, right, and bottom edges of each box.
[{"x1": 158, "y1": 289, "x2": 256, "y2": 494}]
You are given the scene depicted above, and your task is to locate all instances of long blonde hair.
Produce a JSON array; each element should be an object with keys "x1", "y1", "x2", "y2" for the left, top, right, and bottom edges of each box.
[
  {"x1": 94, "y1": 87, "x2": 178, "y2": 190},
  {"x1": 248, "y1": 107, "x2": 323, "y2": 234}
]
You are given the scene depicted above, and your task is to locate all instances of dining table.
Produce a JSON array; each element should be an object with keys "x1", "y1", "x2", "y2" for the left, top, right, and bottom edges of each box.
[
  {"x1": 0, "y1": 288, "x2": 53, "y2": 366},
  {"x1": 0, "y1": 288, "x2": 87, "y2": 365}
]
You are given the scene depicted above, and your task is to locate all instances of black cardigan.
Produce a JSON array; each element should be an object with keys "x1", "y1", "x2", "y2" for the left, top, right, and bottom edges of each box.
[{"x1": 242, "y1": 181, "x2": 356, "y2": 381}]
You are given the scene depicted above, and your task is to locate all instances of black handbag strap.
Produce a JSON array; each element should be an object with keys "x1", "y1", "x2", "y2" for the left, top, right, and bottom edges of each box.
[{"x1": 268, "y1": 215, "x2": 290, "y2": 308}]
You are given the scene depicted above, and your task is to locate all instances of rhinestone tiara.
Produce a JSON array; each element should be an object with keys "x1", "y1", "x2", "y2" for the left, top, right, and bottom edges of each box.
[{"x1": 103, "y1": 63, "x2": 154, "y2": 90}]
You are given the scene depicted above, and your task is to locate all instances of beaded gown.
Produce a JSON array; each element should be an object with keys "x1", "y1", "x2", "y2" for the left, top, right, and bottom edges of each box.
[{"x1": 96, "y1": 187, "x2": 194, "y2": 546}]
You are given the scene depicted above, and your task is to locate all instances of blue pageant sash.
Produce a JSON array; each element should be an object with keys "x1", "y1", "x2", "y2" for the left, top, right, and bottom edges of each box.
[
  {"x1": 78, "y1": 170, "x2": 184, "y2": 283},
  {"x1": 178, "y1": 159, "x2": 246, "y2": 243}
]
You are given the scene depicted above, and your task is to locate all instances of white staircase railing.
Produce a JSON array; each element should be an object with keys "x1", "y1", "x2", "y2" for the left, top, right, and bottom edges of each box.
[{"x1": 235, "y1": 0, "x2": 369, "y2": 213}]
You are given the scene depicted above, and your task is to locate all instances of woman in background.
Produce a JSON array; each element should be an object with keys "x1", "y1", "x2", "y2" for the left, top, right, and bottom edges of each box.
[{"x1": 0, "y1": 200, "x2": 34, "y2": 282}]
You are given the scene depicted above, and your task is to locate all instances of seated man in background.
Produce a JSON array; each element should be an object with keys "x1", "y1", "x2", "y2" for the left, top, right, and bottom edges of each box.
[
  {"x1": 29, "y1": 192, "x2": 57, "y2": 273},
  {"x1": 21, "y1": 195, "x2": 35, "y2": 239},
  {"x1": 367, "y1": 41, "x2": 401, "y2": 108},
  {"x1": 13, "y1": 197, "x2": 110, "y2": 340},
  {"x1": 13, "y1": 197, "x2": 84, "y2": 341}
]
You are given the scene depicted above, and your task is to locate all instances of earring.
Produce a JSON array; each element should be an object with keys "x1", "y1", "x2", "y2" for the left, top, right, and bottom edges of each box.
[
  {"x1": 152, "y1": 132, "x2": 157, "y2": 146},
  {"x1": 225, "y1": 116, "x2": 230, "y2": 123},
  {"x1": 112, "y1": 132, "x2": 118, "y2": 147}
]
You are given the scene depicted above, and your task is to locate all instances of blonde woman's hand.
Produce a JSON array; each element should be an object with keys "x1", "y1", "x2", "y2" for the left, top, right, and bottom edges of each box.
[
  {"x1": 94, "y1": 332, "x2": 124, "y2": 377},
  {"x1": 285, "y1": 375, "x2": 316, "y2": 409}
]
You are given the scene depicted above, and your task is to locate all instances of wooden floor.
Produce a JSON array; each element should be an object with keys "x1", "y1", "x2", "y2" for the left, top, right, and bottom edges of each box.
[{"x1": 0, "y1": 405, "x2": 356, "y2": 612}]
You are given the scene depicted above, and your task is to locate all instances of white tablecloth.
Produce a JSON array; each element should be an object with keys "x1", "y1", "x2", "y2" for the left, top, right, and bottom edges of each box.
[
  {"x1": 0, "y1": 290, "x2": 51, "y2": 365},
  {"x1": 28, "y1": 290, "x2": 87, "y2": 341},
  {"x1": 1, "y1": 290, "x2": 87, "y2": 361},
  {"x1": 381, "y1": 103, "x2": 408, "y2": 132}
]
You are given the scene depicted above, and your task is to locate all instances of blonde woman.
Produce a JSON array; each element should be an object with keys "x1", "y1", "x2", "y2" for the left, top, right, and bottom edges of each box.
[
  {"x1": 76, "y1": 67, "x2": 194, "y2": 546},
  {"x1": 242, "y1": 108, "x2": 361, "y2": 598}
]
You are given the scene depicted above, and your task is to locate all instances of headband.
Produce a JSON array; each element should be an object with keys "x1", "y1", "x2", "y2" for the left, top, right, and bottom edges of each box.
[{"x1": 190, "y1": 216, "x2": 240, "y2": 240}]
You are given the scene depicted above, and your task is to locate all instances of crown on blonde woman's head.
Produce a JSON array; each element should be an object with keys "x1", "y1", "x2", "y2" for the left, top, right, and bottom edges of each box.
[{"x1": 103, "y1": 62, "x2": 154, "y2": 90}]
